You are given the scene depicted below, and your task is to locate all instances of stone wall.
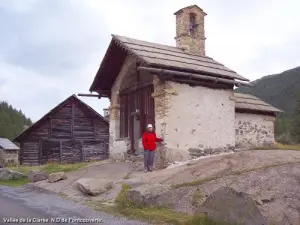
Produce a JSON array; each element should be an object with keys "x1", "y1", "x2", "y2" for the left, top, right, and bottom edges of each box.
[
  {"x1": 108, "y1": 56, "x2": 136, "y2": 160},
  {"x1": 174, "y1": 6, "x2": 206, "y2": 55},
  {"x1": 0, "y1": 149, "x2": 18, "y2": 165},
  {"x1": 154, "y1": 81, "x2": 236, "y2": 163},
  {"x1": 235, "y1": 113, "x2": 276, "y2": 148}
]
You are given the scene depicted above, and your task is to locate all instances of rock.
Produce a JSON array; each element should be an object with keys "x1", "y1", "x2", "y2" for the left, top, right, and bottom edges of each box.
[
  {"x1": 198, "y1": 187, "x2": 268, "y2": 225},
  {"x1": 76, "y1": 178, "x2": 113, "y2": 196},
  {"x1": 254, "y1": 199, "x2": 263, "y2": 205},
  {"x1": 0, "y1": 168, "x2": 26, "y2": 180},
  {"x1": 125, "y1": 183, "x2": 172, "y2": 207},
  {"x1": 28, "y1": 170, "x2": 48, "y2": 183},
  {"x1": 48, "y1": 172, "x2": 67, "y2": 183},
  {"x1": 122, "y1": 179, "x2": 145, "y2": 188}
]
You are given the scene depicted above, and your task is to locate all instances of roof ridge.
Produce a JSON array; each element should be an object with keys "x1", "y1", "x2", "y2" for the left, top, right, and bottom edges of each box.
[
  {"x1": 112, "y1": 34, "x2": 215, "y2": 60},
  {"x1": 13, "y1": 94, "x2": 108, "y2": 142}
]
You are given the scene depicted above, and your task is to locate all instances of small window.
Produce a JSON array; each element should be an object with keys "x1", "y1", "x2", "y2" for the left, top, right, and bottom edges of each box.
[{"x1": 189, "y1": 13, "x2": 197, "y2": 35}]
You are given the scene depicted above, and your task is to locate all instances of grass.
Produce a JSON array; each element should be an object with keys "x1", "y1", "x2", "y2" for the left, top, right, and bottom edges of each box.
[
  {"x1": 89, "y1": 183, "x2": 230, "y2": 225},
  {"x1": 123, "y1": 172, "x2": 131, "y2": 180},
  {"x1": 0, "y1": 162, "x2": 89, "y2": 187},
  {"x1": 173, "y1": 160, "x2": 300, "y2": 189},
  {"x1": 8, "y1": 162, "x2": 89, "y2": 175},
  {"x1": 0, "y1": 178, "x2": 29, "y2": 187},
  {"x1": 252, "y1": 143, "x2": 300, "y2": 151}
]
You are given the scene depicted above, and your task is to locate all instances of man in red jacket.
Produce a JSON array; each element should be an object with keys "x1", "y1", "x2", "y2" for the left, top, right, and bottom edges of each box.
[{"x1": 142, "y1": 124, "x2": 163, "y2": 172}]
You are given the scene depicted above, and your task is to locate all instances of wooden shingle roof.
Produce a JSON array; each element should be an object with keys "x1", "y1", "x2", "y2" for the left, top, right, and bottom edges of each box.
[
  {"x1": 90, "y1": 35, "x2": 249, "y2": 92},
  {"x1": 112, "y1": 35, "x2": 248, "y2": 81},
  {"x1": 234, "y1": 93, "x2": 282, "y2": 113},
  {"x1": 13, "y1": 95, "x2": 108, "y2": 142}
]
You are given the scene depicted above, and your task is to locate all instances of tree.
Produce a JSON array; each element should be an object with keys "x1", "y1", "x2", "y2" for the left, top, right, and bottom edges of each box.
[
  {"x1": 292, "y1": 94, "x2": 300, "y2": 143},
  {"x1": 0, "y1": 101, "x2": 32, "y2": 140}
]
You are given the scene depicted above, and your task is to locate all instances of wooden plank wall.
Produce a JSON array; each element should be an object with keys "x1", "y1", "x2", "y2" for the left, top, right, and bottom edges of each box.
[
  {"x1": 19, "y1": 98, "x2": 109, "y2": 165},
  {"x1": 21, "y1": 142, "x2": 39, "y2": 165}
]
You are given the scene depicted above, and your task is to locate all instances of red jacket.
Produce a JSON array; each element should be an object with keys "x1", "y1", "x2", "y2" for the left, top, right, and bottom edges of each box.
[{"x1": 142, "y1": 132, "x2": 162, "y2": 151}]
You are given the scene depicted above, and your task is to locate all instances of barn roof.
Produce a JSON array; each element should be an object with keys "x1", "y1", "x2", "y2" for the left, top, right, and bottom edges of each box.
[
  {"x1": 234, "y1": 93, "x2": 283, "y2": 114},
  {"x1": 89, "y1": 35, "x2": 249, "y2": 92},
  {"x1": 13, "y1": 95, "x2": 108, "y2": 142},
  {"x1": 0, "y1": 138, "x2": 19, "y2": 150}
]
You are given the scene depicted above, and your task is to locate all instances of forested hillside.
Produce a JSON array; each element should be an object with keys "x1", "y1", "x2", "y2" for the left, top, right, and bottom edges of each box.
[
  {"x1": 236, "y1": 66, "x2": 300, "y2": 143},
  {"x1": 0, "y1": 101, "x2": 32, "y2": 140},
  {"x1": 236, "y1": 66, "x2": 300, "y2": 115}
]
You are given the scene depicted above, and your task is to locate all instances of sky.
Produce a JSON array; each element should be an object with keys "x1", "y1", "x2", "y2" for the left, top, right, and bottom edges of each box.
[{"x1": 0, "y1": 0, "x2": 300, "y2": 122}]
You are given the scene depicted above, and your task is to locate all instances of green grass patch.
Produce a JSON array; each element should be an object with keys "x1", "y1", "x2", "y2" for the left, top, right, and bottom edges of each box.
[
  {"x1": 0, "y1": 178, "x2": 29, "y2": 187},
  {"x1": 123, "y1": 172, "x2": 131, "y2": 180},
  {"x1": 251, "y1": 143, "x2": 300, "y2": 151},
  {"x1": 173, "y1": 176, "x2": 219, "y2": 189},
  {"x1": 42, "y1": 162, "x2": 89, "y2": 174},
  {"x1": 8, "y1": 162, "x2": 89, "y2": 175},
  {"x1": 1, "y1": 162, "x2": 89, "y2": 187}
]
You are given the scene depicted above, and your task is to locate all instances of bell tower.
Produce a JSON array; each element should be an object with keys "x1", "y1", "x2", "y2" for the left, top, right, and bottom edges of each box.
[{"x1": 174, "y1": 5, "x2": 207, "y2": 55}]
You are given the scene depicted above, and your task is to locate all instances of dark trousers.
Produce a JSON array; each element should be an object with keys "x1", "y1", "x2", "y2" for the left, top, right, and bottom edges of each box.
[{"x1": 144, "y1": 150, "x2": 155, "y2": 170}]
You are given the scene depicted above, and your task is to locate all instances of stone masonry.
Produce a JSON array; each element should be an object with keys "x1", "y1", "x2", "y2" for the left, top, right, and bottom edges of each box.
[
  {"x1": 160, "y1": 81, "x2": 236, "y2": 162},
  {"x1": 174, "y1": 5, "x2": 206, "y2": 55},
  {"x1": 108, "y1": 55, "x2": 137, "y2": 160},
  {"x1": 235, "y1": 113, "x2": 276, "y2": 148},
  {"x1": 0, "y1": 149, "x2": 18, "y2": 165}
]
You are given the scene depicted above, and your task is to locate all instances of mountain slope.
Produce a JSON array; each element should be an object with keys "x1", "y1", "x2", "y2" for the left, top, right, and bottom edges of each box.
[
  {"x1": 0, "y1": 102, "x2": 32, "y2": 140},
  {"x1": 236, "y1": 66, "x2": 300, "y2": 115}
]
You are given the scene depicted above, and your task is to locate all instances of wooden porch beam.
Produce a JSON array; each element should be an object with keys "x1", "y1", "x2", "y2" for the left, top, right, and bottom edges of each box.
[
  {"x1": 172, "y1": 78, "x2": 233, "y2": 89},
  {"x1": 77, "y1": 93, "x2": 102, "y2": 98},
  {"x1": 137, "y1": 66, "x2": 252, "y2": 87},
  {"x1": 119, "y1": 81, "x2": 153, "y2": 95}
]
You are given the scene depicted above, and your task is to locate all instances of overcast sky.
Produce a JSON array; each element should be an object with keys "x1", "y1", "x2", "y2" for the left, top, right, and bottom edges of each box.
[{"x1": 0, "y1": 0, "x2": 300, "y2": 122}]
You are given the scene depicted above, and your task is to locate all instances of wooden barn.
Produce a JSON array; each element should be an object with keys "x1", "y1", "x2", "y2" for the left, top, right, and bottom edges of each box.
[{"x1": 13, "y1": 95, "x2": 109, "y2": 166}]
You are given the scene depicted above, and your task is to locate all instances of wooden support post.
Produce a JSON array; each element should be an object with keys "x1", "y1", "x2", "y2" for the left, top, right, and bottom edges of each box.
[
  {"x1": 93, "y1": 119, "x2": 96, "y2": 139},
  {"x1": 71, "y1": 99, "x2": 75, "y2": 140},
  {"x1": 38, "y1": 141, "x2": 42, "y2": 165},
  {"x1": 60, "y1": 141, "x2": 63, "y2": 164},
  {"x1": 81, "y1": 141, "x2": 85, "y2": 162},
  {"x1": 19, "y1": 143, "x2": 23, "y2": 165},
  {"x1": 49, "y1": 119, "x2": 52, "y2": 138}
]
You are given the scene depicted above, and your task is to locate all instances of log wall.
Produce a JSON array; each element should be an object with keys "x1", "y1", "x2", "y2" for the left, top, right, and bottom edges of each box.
[{"x1": 19, "y1": 97, "x2": 109, "y2": 165}]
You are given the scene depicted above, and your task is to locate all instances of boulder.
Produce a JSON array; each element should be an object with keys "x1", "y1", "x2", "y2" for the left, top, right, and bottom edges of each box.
[
  {"x1": 125, "y1": 183, "x2": 172, "y2": 207},
  {"x1": 198, "y1": 186, "x2": 268, "y2": 225},
  {"x1": 0, "y1": 168, "x2": 26, "y2": 180},
  {"x1": 28, "y1": 170, "x2": 48, "y2": 182},
  {"x1": 48, "y1": 172, "x2": 67, "y2": 183},
  {"x1": 122, "y1": 178, "x2": 145, "y2": 188},
  {"x1": 76, "y1": 178, "x2": 113, "y2": 196}
]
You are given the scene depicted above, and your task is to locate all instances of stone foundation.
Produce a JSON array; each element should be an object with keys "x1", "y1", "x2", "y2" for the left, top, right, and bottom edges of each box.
[
  {"x1": 0, "y1": 150, "x2": 18, "y2": 165},
  {"x1": 235, "y1": 113, "x2": 276, "y2": 148}
]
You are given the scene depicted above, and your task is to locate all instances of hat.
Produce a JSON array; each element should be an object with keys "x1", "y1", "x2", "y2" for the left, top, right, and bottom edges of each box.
[{"x1": 147, "y1": 124, "x2": 153, "y2": 128}]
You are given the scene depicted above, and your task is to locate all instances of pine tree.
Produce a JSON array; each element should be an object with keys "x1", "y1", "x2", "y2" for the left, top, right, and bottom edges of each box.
[
  {"x1": 292, "y1": 94, "x2": 300, "y2": 143},
  {"x1": 0, "y1": 101, "x2": 32, "y2": 140}
]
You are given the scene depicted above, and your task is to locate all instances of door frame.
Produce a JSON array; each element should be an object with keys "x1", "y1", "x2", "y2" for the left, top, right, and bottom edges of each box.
[{"x1": 120, "y1": 83, "x2": 154, "y2": 153}]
